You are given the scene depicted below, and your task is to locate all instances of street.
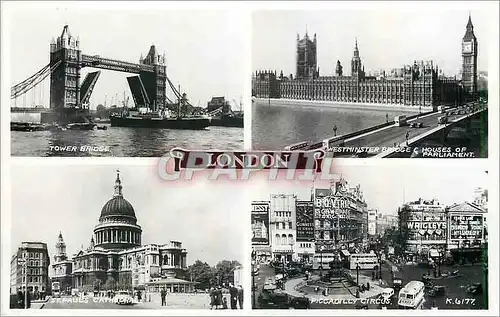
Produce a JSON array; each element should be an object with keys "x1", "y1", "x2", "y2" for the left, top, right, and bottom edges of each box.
[
  {"x1": 332, "y1": 105, "x2": 483, "y2": 157},
  {"x1": 252, "y1": 261, "x2": 486, "y2": 310},
  {"x1": 252, "y1": 263, "x2": 276, "y2": 308},
  {"x1": 43, "y1": 293, "x2": 229, "y2": 309}
]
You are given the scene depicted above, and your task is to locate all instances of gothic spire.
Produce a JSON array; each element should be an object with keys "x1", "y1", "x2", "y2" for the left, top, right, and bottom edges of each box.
[{"x1": 463, "y1": 13, "x2": 476, "y2": 41}]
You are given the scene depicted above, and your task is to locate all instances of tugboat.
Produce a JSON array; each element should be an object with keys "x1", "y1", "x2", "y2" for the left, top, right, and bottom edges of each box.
[
  {"x1": 110, "y1": 93, "x2": 211, "y2": 130},
  {"x1": 207, "y1": 96, "x2": 243, "y2": 128}
]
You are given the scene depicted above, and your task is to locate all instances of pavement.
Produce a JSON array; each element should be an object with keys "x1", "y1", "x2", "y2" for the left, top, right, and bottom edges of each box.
[{"x1": 42, "y1": 293, "x2": 235, "y2": 310}]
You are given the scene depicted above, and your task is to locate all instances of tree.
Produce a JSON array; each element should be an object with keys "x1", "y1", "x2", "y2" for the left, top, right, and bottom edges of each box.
[
  {"x1": 187, "y1": 260, "x2": 214, "y2": 290},
  {"x1": 214, "y1": 260, "x2": 241, "y2": 286}
]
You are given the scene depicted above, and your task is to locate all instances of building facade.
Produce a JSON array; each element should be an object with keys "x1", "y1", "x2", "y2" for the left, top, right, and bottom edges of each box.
[
  {"x1": 252, "y1": 17, "x2": 479, "y2": 106},
  {"x1": 10, "y1": 242, "x2": 50, "y2": 296},
  {"x1": 51, "y1": 233, "x2": 73, "y2": 293},
  {"x1": 398, "y1": 199, "x2": 448, "y2": 260},
  {"x1": 270, "y1": 194, "x2": 297, "y2": 262},
  {"x1": 49, "y1": 171, "x2": 192, "y2": 293},
  {"x1": 314, "y1": 178, "x2": 368, "y2": 252}
]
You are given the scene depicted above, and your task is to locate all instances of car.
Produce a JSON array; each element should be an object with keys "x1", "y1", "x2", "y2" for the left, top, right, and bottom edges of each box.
[
  {"x1": 437, "y1": 116, "x2": 448, "y2": 125},
  {"x1": 410, "y1": 122, "x2": 423, "y2": 128},
  {"x1": 428, "y1": 285, "x2": 446, "y2": 297},
  {"x1": 113, "y1": 291, "x2": 134, "y2": 305},
  {"x1": 380, "y1": 287, "x2": 395, "y2": 300}
]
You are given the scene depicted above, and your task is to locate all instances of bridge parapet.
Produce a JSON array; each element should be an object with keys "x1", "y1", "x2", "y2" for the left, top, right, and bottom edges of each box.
[{"x1": 81, "y1": 55, "x2": 155, "y2": 73}]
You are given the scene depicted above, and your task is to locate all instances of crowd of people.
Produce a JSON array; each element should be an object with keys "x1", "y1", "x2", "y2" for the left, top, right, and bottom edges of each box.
[{"x1": 209, "y1": 284, "x2": 243, "y2": 310}]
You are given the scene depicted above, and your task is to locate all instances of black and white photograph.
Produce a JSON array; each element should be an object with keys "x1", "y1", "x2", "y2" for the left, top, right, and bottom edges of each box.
[
  {"x1": 6, "y1": 3, "x2": 245, "y2": 157},
  {"x1": 8, "y1": 164, "x2": 245, "y2": 310},
  {"x1": 251, "y1": 7, "x2": 492, "y2": 158},
  {"x1": 249, "y1": 164, "x2": 489, "y2": 310}
]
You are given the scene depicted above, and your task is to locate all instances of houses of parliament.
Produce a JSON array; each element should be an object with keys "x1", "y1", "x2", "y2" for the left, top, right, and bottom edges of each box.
[{"x1": 252, "y1": 16, "x2": 479, "y2": 107}]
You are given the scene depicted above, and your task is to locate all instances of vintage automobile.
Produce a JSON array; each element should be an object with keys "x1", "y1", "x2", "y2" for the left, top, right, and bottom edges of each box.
[
  {"x1": 409, "y1": 122, "x2": 423, "y2": 128},
  {"x1": 427, "y1": 285, "x2": 446, "y2": 297},
  {"x1": 466, "y1": 283, "x2": 482, "y2": 295}
]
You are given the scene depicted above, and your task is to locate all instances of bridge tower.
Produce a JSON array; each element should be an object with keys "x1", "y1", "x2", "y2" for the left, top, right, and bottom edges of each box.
[
  {"x1": 461, "y1": 13, "x2": 478, "y2": 99},
  {"x1": 50, "y1": 25, "x2": 83, "y2": 122},
  {"x1": 139, "y1": 45, "x2": 167, "y2": 111}
]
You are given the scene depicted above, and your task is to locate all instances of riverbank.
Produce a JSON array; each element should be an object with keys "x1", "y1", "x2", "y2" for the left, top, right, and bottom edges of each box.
[{"x1": 254, "y1": 98, "x2": 429, "y2": 113}]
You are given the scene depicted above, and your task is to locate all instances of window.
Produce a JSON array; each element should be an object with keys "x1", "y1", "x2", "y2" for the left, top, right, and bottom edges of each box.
[{"x1": 289, "y1": 222, "x2": 293, "y2": 230}]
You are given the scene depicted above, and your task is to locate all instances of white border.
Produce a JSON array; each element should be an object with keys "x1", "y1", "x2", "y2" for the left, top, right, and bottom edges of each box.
[{"x1": 1, "y1": 1, "x2": 499, "y2": 316}]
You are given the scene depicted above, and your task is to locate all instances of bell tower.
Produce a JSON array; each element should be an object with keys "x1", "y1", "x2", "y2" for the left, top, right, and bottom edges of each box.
[
  {"x1": 461, "y1": 13, "x2": 478, "y2": 98},
  {"x1": 54, "y1": 232, "x2": 67, "y2": 262}
]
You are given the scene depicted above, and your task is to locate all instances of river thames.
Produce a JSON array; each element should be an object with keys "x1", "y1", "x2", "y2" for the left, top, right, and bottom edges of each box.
[
  {"x1": 252, "y1": 100, "x2": 420, "y2": 150},
  {"x1": 11, "y1": 125, "x2": 243, "y2": 157}
]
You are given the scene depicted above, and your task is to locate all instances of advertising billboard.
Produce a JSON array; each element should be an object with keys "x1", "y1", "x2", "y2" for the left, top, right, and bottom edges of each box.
[
  {"x1": 296, "y1": 201, "x2": 314, "y2": 241},
  {"x1": 252, "y1": 202, "x2": 270, "y2": 245},
  {"x1": 405, "y1": 211, "x2": 447, "y2": 243},
  {"x1": 449, "y1": 214, "x2": 484, "y2": 247}
]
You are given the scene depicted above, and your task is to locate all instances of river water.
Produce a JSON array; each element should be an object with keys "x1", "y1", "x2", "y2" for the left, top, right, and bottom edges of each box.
[
  {"x1": 252, "y1": 101, "x2": 418, "y2": 150},
  {"x1": 11, "y1": 125, "x2": 243, "y2": 157}
]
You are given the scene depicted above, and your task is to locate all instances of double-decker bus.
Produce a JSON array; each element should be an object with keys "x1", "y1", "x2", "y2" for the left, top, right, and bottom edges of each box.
[
  {"x1": 398, "y1": 281, "x2": 425, "y2": 309},
  {"x1": 349, "y1": 253, "x2": 378, "y2": 270},
  {"x1": 51, "y1": 281, "x2": 61, "y2": 298}
]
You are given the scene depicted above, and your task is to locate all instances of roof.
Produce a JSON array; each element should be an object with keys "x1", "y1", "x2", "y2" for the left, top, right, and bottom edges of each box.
[
  {"x1": 463, "y1": 15, "x2": 476, "y2": 41},
  {"x1": 100, "y1": 196, "x2": 136, "y2": 219},
  {"x1": 447, "y1": 202, "x2": 485, "y2": 213}
]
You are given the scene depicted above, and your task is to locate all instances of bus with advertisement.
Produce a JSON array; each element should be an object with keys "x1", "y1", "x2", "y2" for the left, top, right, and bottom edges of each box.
[
  {"x1": 349, "y1": 253, "x2": 378, "y2": 270},
  {"x1": 51, "y1": 281, "x2": 61, "y2": 298}
]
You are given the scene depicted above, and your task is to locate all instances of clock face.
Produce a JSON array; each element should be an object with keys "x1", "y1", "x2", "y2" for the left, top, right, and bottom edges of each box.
[{"x1": 463, "y1": 42, "x2": 472, "y2": 53}]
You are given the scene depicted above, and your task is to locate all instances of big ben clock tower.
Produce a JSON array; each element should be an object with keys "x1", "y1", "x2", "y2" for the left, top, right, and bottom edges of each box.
[{"x1": 461, "y1": 14, "x2": 478, "y2": 98}]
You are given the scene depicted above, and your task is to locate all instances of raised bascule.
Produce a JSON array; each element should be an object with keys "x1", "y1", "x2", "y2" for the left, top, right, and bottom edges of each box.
[{"x1": 11, "y1": 25, "x2": 187, "y2": 124}]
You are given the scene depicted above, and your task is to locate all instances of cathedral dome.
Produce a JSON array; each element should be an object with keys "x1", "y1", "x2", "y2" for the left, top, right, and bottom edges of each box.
[
  {"x1": 100, "y1": 196, "x2": 136, "y2": 219},
  {"x1": 99, "y1": 170, "x2": 136, "y2": 220}
]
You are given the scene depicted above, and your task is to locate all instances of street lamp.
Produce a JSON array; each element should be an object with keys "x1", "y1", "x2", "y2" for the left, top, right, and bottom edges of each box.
[
  {"x1": 251, "y1": 250, "x2": 256, "y2": 309},
  {"x1": 356, "y1": 263, "x2": 360, "y2": 287},
  {"x1": 319, "y1": 245, "x2": 325, "y2": 277}
]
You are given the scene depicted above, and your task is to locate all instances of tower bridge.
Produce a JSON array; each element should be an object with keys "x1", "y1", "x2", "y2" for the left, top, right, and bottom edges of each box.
[{"x1": 11, "y1": 25, "x2": 188, "y2": 124}]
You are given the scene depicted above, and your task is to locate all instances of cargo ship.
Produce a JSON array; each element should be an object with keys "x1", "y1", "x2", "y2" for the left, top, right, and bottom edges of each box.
[
  {"x1": 110, "y1": 112, "x2": 211, "y2": 130},
  {"x1": 110, "y1": 93, "x2": 211, "y2": 130}
]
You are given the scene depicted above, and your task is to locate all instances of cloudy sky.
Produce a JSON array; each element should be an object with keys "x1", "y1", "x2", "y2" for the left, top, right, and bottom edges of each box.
[
  {"x1": 253, "y1": 4, "x2": 496, "y2": 77},
  {"x1": 10, "y1": 164, "x2": 247, "y2": 267},
  {"x1": 4, "y1": 2, "x2": 246, "y2": 110},
  {"x1": 248, "y1": 163, "x2": 488, "y2": 215}
]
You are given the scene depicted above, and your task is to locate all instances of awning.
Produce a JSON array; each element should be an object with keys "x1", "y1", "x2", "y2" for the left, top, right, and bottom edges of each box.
[
  {"x1": 341, "y1": 250, "x2": 351, "y2": 257},
  {"x1": 429, "y1": 250, "x2": 440, "y2": 257}
]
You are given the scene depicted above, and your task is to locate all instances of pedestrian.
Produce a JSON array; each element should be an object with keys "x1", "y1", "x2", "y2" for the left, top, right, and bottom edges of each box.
[
  {"x1": 26, "y1": 289, "x2": 31, "y2": 309},
  {"x1": 214, "y1": 287, "x2": 222, "y2": 309},
  {"x1": 17, "y1": 289, "x2": 24, "y2": 309},
  {"x1": 333, "y1": 125, "x2": 338, "y2": 136},
  {"x1": 209, "y1": 287, "x2": 215, "y2": 310},
  {"x1": 137, "y1": 290, "x2": 142, "y2": 302},
  {"x1": 405, "y1": 131, "x2": 410, "y2": 144},
  {"x1": 237, "y1": 285, "x2": 243, "y2": 309},
  {"x1": 386, "y1": 113, "x2": 389, "y2": 123},
  {"x1": 229, "y1": 284, "x2": 238, "y2": 309},
  {"x1": 160, "y1": 288, "x2": 166, "y2": 306},
  {"x1": 222, "y1": 297, "x2": 228, "y2": 309}
]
